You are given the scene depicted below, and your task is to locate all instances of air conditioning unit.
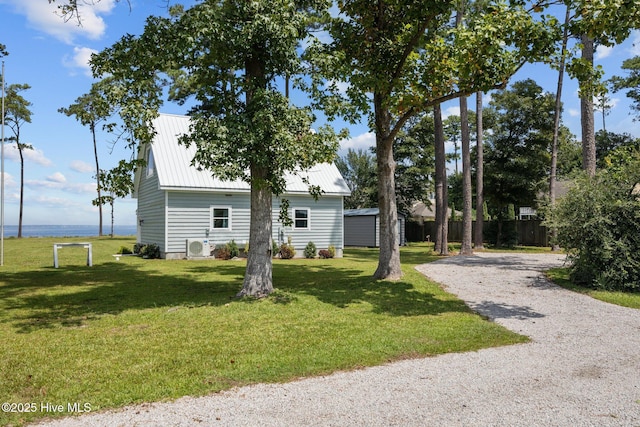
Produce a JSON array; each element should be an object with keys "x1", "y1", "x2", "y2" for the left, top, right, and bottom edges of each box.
[{"x1": 186, "y1": 238, "x2": 211, "y2": 258}]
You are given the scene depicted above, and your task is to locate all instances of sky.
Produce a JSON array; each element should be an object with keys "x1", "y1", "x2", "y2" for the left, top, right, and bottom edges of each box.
[{"x1": 0, "y1": 0, "x2": 639, "y2": 227}]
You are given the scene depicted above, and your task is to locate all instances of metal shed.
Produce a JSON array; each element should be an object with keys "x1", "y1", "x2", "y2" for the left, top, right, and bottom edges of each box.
[{"x1": 344, "y1": 208, "x2": 406, "y2": 247}]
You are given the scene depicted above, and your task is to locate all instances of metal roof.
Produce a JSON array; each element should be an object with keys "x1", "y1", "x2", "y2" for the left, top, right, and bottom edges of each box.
[
  {"x1": 135, "y1": 113, "x2": 351, "y2": 197},
  {"x1": 344, "y1": 208, "x2": 406, "y2": 217}
]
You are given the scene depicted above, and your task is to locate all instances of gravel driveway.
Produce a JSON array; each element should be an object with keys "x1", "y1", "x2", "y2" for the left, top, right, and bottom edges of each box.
[{"x1": 33, "y1": 253, "x2": 640, "y2": 427}]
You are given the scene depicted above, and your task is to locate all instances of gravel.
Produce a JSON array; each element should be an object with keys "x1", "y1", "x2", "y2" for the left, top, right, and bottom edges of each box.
[{"x1": 32, "y1": 252, "x2": 640, "y2": 427}]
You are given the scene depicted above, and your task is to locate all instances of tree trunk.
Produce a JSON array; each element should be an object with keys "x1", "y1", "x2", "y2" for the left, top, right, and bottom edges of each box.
[
  {"x1": 550, "y1": 6, "x2": 570, "y2": 252},
  {"x1": 236, "y1": 42, "x2": 274, "y2": 297},
  {"x1": 434, "y1": 103, "x2": 448, "y2": 255},
  {"x1": 455, "y1": 5, "x2": 473, "y2": 256},
  {"x1": 373, "y1": 92, "x2": 402, "y2": 280},
  {"x1": 92, "y1": 123, "x2": 103, "y2": 237},
  {"x1": 110, "y1": 198, "x2": 115, "y2": 238},
  {"x1": 237, "y1": 164, "x2": 274, "y2": 298},
  {"x1": 474, "y1": 91, "x2": 484, "y2": 250},
  {"x1": 580, "y1": 34, "x2": 596, "y2": 177},
  {"x1": 18, "y1": 144, "x2": 24, "y2": 239},
  {"x1": 459, "y1": 94, "x2": 473, "y2": 255}
]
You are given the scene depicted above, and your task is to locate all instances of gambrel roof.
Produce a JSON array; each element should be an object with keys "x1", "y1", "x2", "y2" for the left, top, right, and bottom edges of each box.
[{"x1": 133, "y1": 113, "x2": 351, "y2": 197}]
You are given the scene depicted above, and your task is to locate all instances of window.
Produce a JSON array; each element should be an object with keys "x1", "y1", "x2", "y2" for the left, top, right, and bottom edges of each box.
[
  {"x1": 293, "y1": 208, "x2": 310, "y2": 230},
  {"x1": 211, "y1": 206, "x2": 232, "y2": 230},
  {"x1": 146, "y1": 148, "x2": 155, "y2": 177}
]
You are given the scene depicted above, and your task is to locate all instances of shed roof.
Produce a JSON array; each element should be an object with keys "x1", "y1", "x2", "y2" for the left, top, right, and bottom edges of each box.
[
  {"x1": 134, "y1": 113, "x2": 351, "y2": 197},
  {"x1": 344, "y1": 208, "x2": 406, "y2": 218}
]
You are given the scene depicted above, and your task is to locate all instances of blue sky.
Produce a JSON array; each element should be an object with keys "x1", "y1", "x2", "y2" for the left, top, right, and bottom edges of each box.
[{"x1": 0, "y1": 0, "x2": 639, "y2": 226}]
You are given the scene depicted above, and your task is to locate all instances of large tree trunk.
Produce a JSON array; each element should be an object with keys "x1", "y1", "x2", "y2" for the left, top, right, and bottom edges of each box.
[
  {"x1": 474, "y1": 91, "x2": 484, "y2": 250},
  {"x1": 237, "y1": 43, "x2": 274, "y2": 297},
  {"x1": 456, "y1": 5, "x2": 472, "y2": 256},
  {"x1": 550, "y1": 6, "x2": 570, "y2": 252},
  {"x1": 434, "y1": 103, "x2": 448, "y2": 255},
  {"x1": 580, "y1": 34, "x2": 596, "y2": 177},
  {"x1": 237, "y1": 164, "x2": 274, "y2": 298},
  {"x1": 459, "y1": 94, "x2": 473, "y2": 255},
  {"x1": 373, "y1": 92, "x2": 402, "y2": 280}
]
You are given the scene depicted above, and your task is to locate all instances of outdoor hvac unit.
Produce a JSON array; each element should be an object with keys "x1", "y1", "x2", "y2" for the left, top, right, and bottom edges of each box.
[{"x1": 186, "y1": 238, "x2": 211, "y2": 258}]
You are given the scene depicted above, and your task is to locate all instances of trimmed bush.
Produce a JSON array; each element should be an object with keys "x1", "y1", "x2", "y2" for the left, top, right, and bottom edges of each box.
[
  {"x1": 140, "y1": 243, "x2": 161, "y2": 259},
  {"x1": 318, "y1": 249, "x2": 332, "y2": 259},
  {"x1": 279, "y1": 243, "x2": 296, "y2": 259},
  {"x1": 227, "y1": 240, "x2": 239, "y2": 258},
  {"x1": 118, "y1": 245, "x2": 133, "y2": 255},
  {"x1": 328, "y1": 245, "x2": 336, "y2": 258},
  {"x1": 215, "y1": 245, "x2": 231, "y2": 260},
  {"x1": 304, "y1": 242, "x2": 317, "y2": 259}
]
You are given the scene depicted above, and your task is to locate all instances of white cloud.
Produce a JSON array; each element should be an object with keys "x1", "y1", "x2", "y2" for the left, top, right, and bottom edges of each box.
[
  {"x1": 340, "y1": 131, "x2": 375, "y2": 153},
  {"x1": 26, "y1": 178, "x2": 95, "y2": 194},
  {"x1": 2, "y1": 0, "x2": 115, "y2": 44},
  {"x1": 4, "y1": 143, "x2": 53, "y2": 166},
  {"x1": 1, "y1": 172, "x2": 16, "y2": 188},
  {"x1": 568, "y1": 108, "x2": 580, "y2": 118},
  {"x1": 442, "y1": 106, "x2": 460, "y2": 119},
  {"x1": 63, "y1": 46, "x2": 98, "y2": 76},
  {"x1": 47, "y1": 172, "x2": 67, "y2": 183},
  {"x1": 70, "y1": 160, "x2": 95, "y2": 173},
  {"x1": 33, "y1": 194, "x2": 81, "y2": 207},
  {"x1": 595, "y1": 44, "x2": 614, "y2": 60}
]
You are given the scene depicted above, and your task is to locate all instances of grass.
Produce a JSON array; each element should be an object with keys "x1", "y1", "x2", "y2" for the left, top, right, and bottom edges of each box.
[
  {"x1": 546, "y1": 267, "x2": 640, "y2": 309},
  {"x1": 0, "y1": 237, "x2": 527, "y2": 426}
]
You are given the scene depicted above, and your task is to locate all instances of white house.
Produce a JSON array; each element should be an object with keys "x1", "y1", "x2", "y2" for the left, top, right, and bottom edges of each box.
[{"x1": 133, "y1": 113, "x2": 351, "y2": 259}]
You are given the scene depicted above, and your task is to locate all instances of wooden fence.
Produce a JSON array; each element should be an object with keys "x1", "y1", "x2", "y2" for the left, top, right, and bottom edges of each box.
[{"x1": 406, "y1": 219, "x2": 550, "y2": 247}]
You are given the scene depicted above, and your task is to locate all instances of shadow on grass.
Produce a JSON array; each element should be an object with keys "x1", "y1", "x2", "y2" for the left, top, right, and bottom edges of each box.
[
  {"x1": 0, "y1": 263, "x2": 245, "y2": 333},
  {"x1": 1, "y1": 249, "x2": 466, "y2": 333}
]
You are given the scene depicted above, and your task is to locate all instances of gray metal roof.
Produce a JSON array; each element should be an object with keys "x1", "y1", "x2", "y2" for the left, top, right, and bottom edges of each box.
[
  {"x1": 344, "y1": 208, "x2": 380, "y2": 217},
  {"x1": 135, "y1": 113, "x2": 351, "y2": 197},
  {"x1": 344, "y1": 208, "x2": 406, "y2": 217}
]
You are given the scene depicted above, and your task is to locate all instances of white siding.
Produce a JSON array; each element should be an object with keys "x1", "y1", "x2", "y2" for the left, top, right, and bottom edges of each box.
[
  {"x1": 161, "y1": 192, "x2": 344, "y2": 257},
  {"x1": 137, "y1": 164, "x2": 167, "y2": 252},
  {"x1": 273, "y1": 195, "x2": 344, "y2": 254}
]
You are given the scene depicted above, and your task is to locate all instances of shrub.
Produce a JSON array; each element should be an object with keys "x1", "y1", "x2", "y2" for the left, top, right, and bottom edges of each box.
[
  {"x1": 279, "y1": 243, "x2": 296, "y2": 259},
  {"x1": 304, "y1": 241, "x2": 317, "y2": 259},
  {"x1": 272, "y1": 240, "x2": 279, "y2": 257},
  {"x1": 133, "y1": 243, "x2": 145, "y2": 255},
  {"x1": 140, "y1": 243, "x2": 160, "y2": 259},
  {"x1": 215, "y1": 245, "x2": 231, "y2": 260},
  {"x1": 227, "y1": 240, "x2": 239, "y2": 258},
  {"x1": 318, "y1": 249, "x2": 332, "y2": 259},
  {"x1": 549, "y1": 148, "x2": 640, "y2": 291},
  {"x1": 328, "y1": 245, "x2": 336, "y2": 258},
  {"x1": 118, "y1": 245, "x2": 133, "y2": 255}
]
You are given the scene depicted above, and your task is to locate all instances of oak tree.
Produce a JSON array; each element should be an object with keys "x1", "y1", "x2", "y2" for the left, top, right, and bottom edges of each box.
[{"x1": 91, "y1": 1, "x2": 341, "y2": 297}]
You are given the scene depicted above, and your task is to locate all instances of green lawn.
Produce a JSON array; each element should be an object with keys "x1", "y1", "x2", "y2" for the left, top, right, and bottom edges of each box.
[
  {"x1": 0, "y1": 237, "x2": 526, "y2": 426},
  {"x1": 546, "y1": 267, "x2": 640, "y2": 309}
]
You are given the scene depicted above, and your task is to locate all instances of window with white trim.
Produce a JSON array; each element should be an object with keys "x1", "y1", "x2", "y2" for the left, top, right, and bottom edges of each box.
[
  {"x1": 210, "y1": 206, "x2": 232, "y2": 230},
  {"x1": 293, "y1": 208, "x2": 310, "y2": 230}
]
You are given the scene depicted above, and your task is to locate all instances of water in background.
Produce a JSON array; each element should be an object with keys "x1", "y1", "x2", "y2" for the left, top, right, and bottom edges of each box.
[{"x1": 1, "y1": 225, "x2": 137, "y2": 238}]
